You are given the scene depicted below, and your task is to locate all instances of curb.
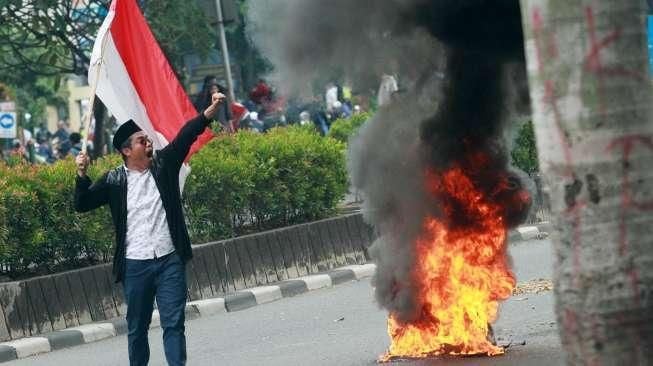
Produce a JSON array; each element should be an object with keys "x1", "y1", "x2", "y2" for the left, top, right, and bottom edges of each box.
[
  {"x1": 508, "y1": 222, "x2": 551, "y2": 242},
  {"x1": 341, "y1": 203, "x2": 550, "y2": 245},
  {"x1": 0, "y1": 264, "x2": 376, "y2": 363}
]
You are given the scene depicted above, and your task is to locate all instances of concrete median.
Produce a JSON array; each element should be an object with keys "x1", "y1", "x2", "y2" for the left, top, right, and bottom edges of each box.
[{"x1": 0, "y1": 213, "x2": 375, "y2": 345}]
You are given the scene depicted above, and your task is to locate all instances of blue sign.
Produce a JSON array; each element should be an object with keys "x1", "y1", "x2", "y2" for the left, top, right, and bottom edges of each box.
[
  {"x1": 0, "y1": 112, "x2": 16, "y2": 138},
  {"x1": 0, "y1": 113, "x2": 14, "y2": 129}
]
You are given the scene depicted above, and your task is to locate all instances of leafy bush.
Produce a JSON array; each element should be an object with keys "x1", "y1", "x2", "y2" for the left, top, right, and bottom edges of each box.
[
  {"x1": 327, "y1": 112, "x2": 371, "y2": 143},
  {"x1": 184, "y1": 126, "x2": 347, "y2": 242},
  {"x1": 511, "y1": 120, "x2": 539, "y2": 173},
  {"x1": 0, "y1": 156, "x2": 118, "y2": 275},
  {"x1": 0, "y1": 126, "x2": 347, "y2": 278}
]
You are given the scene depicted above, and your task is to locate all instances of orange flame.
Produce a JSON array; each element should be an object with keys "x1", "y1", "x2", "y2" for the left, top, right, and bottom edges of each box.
[{"x1": 380, "y1": 164, "x2": 517, "y2": 361}]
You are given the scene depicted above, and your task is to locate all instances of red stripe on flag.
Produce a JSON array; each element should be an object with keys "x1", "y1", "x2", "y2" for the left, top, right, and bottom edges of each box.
[{"x1": 108, "y1": 0, "x2": 212, "y2": 158}]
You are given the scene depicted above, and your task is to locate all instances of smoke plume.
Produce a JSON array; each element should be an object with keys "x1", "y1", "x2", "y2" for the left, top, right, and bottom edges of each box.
[{"x1": 246, "y1": 0, "x2": 531, "y2": 321}]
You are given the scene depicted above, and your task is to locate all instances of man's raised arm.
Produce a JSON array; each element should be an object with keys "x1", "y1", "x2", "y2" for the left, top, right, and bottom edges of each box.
[{"x1": 168, "y1": 92, "x2": 226, "y2": 166}]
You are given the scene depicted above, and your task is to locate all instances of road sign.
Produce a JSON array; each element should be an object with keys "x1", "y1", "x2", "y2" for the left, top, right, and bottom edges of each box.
[
  {"x1": 0, "y1": 101, "x2": 15, "y2": 112},
  {"x1": 0, "y1": 112, "x2": 16, "y2": 138}
]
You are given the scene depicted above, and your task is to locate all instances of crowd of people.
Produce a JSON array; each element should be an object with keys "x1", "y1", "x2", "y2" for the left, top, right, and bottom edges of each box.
[
  {"x1": 1, "y1": 73, "x2": 396, "y2": 165},
  {"x1": 194, "y1": 75, "x2": 372, "y2": 137},
  {"x1": 1, "y1": 119, "x2": 83, "y2": 165}
]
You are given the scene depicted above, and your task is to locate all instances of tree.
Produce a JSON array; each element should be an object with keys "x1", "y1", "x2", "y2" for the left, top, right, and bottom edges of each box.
[
  {"x1": 0, "y1": 1, "x2": 106, "y2": 142},
  {"x1": 0, "y1": 0, "x2": 109, "y2": 156},
  {"x1": 0, "y1": 1, "x2": 107, "y2": 78},
  {"x1": 519, "y1": 1, "x2": 652, "y2": 364},
  {"x1": 511, "y1": 120, "x2": 539, "y2": 173},
  {"x1": 0, "y1": 0, "x2": 216, "y2": 157},
  {"x1": 140, "y1": 0, "x2": 215, "y2": 80},
  {"x1": 225, "y1": 0, "x2": 271, "y2": 91}
]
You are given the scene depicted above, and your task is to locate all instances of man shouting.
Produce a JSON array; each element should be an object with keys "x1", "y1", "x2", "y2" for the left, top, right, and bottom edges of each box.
[{"x1": 74, "y1": 92, "x2": 225, "y2": 366}]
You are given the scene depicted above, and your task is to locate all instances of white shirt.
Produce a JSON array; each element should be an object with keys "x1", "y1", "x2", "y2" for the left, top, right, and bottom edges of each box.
[
  {"x1": 377, "y1": 74, "x2": 398, "y2": 106},
  {"x1": 124, "y1": 166, "x2": 175, "y2": 259},
  {"x1": 325, "y1": 86, "x2": 339, "y2": 111}
]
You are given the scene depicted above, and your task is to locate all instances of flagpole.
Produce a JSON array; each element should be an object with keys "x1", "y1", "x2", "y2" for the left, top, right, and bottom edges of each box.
[
  {"x1": 215, "y1": 0, "x2": 235, "y2": 101},
  {"x1": 82, "y1": 32, "x2": 110, "y2": 154}
]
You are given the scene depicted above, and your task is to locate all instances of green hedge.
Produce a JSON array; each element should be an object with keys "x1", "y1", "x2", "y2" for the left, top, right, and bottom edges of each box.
[
  {"x1": 185, "y1": 126, "x2": 347, "y2": 242},
  {"x1": 327, "y1": 112, "x2": 371, "y2": 143},
  {"x1": 0, "y1": 155, "x2": 118, "y2": 275},
  {"x1": 0, "y1": 126, "x2": 347, "y2": 278}
]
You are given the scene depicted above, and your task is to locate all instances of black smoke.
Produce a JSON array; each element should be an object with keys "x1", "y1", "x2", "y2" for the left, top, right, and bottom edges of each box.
[
  {"x1": 247, "y1": 0, "x2": 532, "y2": 321},
  {"x1": 410, "y1": 0, "x2": 524, "y2": 60}
]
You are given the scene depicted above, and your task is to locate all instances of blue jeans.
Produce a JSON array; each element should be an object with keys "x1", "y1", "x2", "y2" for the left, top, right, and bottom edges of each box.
[{"x1": 123, "y1": 252, "x2": 187, "y2": 366}]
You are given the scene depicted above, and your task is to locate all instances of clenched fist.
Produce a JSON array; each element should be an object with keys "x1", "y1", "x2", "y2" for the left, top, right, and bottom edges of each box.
[
  {"x1": 76, "y1": 151, "x2": 90, "y2": 177},
  {"x1": 203, "y1": 92, "x2": 226, "y2": 120}
]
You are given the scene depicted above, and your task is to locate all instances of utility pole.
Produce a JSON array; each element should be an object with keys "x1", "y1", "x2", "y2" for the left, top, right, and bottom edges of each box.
[{"x1": 214, "y1": 0, "x2": 235, "y2": 101}]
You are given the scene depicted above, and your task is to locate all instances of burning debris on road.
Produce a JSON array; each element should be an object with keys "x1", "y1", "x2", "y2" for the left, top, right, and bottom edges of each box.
[
  {"x1": 246, "y1": 0, "x2": 533, "y2": 362},
  {"x1": 513, "y1": 279, "x2": 554, "y2": 296}
]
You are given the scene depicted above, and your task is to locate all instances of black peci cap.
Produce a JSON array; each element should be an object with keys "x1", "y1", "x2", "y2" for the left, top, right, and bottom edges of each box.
[{"x1": 112, "y1": 119, "x2": 142, "y2": 151}]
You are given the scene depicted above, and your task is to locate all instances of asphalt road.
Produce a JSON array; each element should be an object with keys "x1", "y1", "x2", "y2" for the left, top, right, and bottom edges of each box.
[{"x1": 8, "y1": 238, "x2": 562, "y2": 366}]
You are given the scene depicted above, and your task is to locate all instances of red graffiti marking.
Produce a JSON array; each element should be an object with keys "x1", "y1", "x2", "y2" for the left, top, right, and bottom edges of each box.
[
  {"x1": 543, "y1": 80, "x2": 575, "y2": 179},
  {"x1": 607, "y1": 135, "x2": 653, "y2": 212},
  {"x1": 606, "y1": 134, "x2": 653, "y2": 309},
  {"x1": 589, "y1": 315, "x2": 604, "y2": 366},
  {"x1": 616, "y1": 313, "x2": 643, "y2": 364},
  {"x1": 532, "y1": 8, "x2": 584, "y2": 291},
  {"x1": 584, "y1": 7, "x2": 647, "y2": 120},
  {"x1": 531, "y1": 9, "x2": 545, "y2": 69},
  {"x1": 565, "y1": 199, "x2": 586, "y2": 289},
  {"x1": 532, "y1": 9, "x2": 575, "y2": 178},
  {"x1": 629, "y1": 269, "x2": 641, "y2": 308},
  {"x1": 562, "y1": 307, "x2": 579, "y2": 335},
  {"x1": 563, "y1": 308, "x2": 590, "y2": 362}
]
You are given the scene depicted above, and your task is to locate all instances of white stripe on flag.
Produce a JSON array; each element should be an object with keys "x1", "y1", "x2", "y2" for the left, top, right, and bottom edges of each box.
[{"x1": 90, "y1": 33, "x2": 168, "y2": 149}]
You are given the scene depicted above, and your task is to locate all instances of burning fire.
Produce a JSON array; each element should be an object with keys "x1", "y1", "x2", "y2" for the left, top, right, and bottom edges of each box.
[{"x1": 380, "y1": 154, "x2": 526, "y2": 361}]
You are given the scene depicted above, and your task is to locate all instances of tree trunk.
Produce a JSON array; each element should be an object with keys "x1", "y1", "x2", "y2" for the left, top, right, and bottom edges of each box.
[
  {"x1": 519, "y1": 1, "x2": 653, "y2": 364},
  {"x1": 92, "y1": 97, "x2": 106, "y2": 159}
]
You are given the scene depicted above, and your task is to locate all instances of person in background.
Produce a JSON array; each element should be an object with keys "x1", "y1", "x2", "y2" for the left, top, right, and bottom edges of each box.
[
  {"x1": 249, "y1": 78, "x2": 271, "y2": 106},
  {"x1": 341, "y1": 81, "x2": 353, "y2": 110},
  {"x1": 325, "y1": 82, "x2": 339, "y2": 114},
  {"x1": 247, "y1": 111, "x2": 264, "y2": 133},
  {"x1": 210, "y1": 83, "x2": 233, "y2": 133},
  {"x1": 70, "y1": 132, "x2": 83, "y2": 157},
  {"x1": 229, "y1": 101, "x2": 248, "y2": 132},
  {"x1": 306, "y1": 96, "x2": 329, "y2": 136},
  {"x1": 53, "y1": 120, "x2": 70, "y2": 142},
  {"x1": 8, "y1": 139, "x2": 27, "y2": 163},
  {"x1": 299, "y1": 111, "x2": 311, "y2": 126},
  {"x1": 377, "y1": 73, "x2": 399, "y2": 107},
  {"x1": 35, "y1": 136, "x2": 55, "y2": 164},
  {"x1": 53, "y1": 120, "x2": 72, "y2": 156},
  {"x1": 332, "y1": 100, "x2": 352, "y2": 120},
  {"x1": 35, "y1": 123, "x2": 51, "y2": 142},
  {"x1": 193, "y1": 75, "x2": 218, "y2": 113},
  {"x1": 195, "y1": 76, "x2": 233, "y2": 133}
]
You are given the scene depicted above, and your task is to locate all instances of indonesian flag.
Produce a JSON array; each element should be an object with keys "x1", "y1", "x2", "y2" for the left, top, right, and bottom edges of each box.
[
  {"x1": 230, "y1": 102, "x2": 248, "y2": 131},
  {"x1": 88, "y1": 0, "x2": 213, "y2": 188}
]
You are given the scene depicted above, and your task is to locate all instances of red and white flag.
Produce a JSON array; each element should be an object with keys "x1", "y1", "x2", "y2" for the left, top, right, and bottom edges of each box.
[{"x1": 88, "y1": 0, "x2": 213, "y2": 187}]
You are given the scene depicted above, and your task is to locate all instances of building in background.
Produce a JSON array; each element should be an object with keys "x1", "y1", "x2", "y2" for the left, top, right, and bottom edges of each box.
[{"x1": 61, "y1": 76, "x2": 91, "y2": 133}]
